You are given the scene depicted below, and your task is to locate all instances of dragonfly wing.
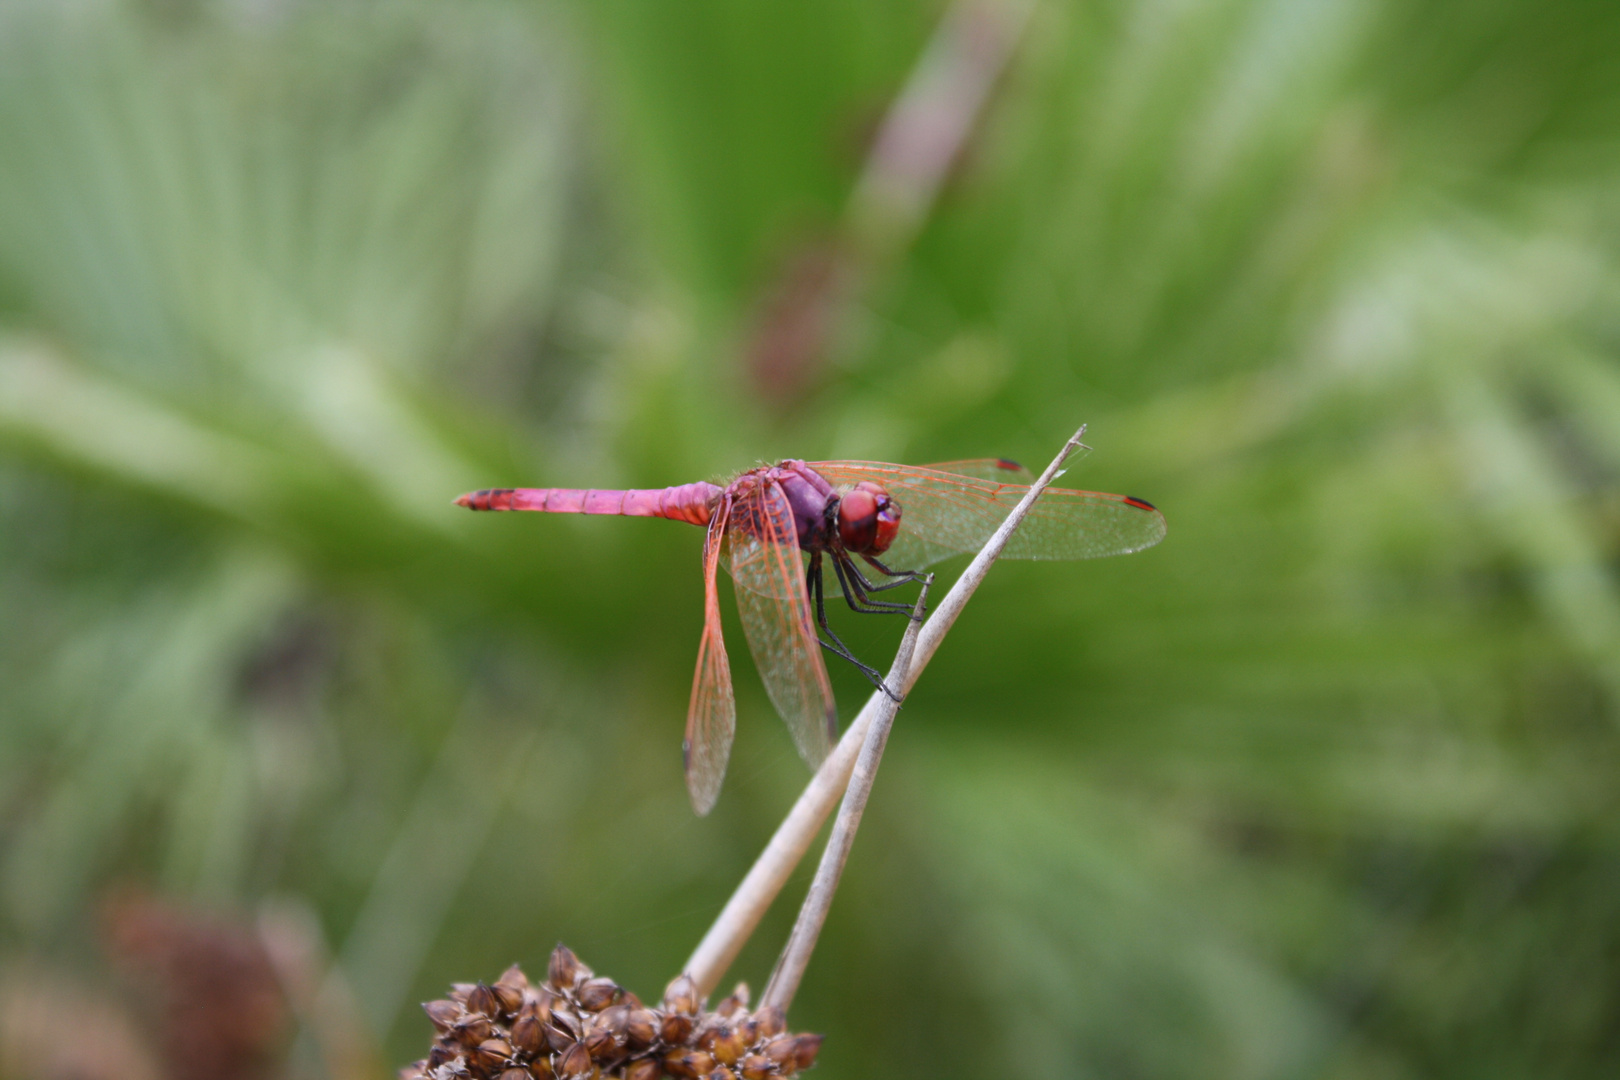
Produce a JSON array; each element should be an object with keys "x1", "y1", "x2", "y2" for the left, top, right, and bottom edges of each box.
[
  {"x1": 810, "y1": 461, "x2": 1166, "y2": 569},
  {"x1": 920, "y1": 458, "x2": 1034, "y2": 483},
  {"x1": 685, "y1": 495, "x2": 735, "y2": 815},
  {"x1": 724, "y1": 478, "x2": 837, "y2": 769}
]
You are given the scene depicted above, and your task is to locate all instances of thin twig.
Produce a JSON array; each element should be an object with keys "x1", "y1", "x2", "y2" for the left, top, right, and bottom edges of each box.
[
  {"x1": 747, "y1": 0, "x2": 1036, "y2": 402},
  {"x1": 761, "y1": 576, "x2": 931, "y2": 1012},
  {"x1": 684, "y1": 425, "x2": 1089, "y2": 997},
  {"x1": 845, "y1": 0, "x2": 1038, "y2": 259}
]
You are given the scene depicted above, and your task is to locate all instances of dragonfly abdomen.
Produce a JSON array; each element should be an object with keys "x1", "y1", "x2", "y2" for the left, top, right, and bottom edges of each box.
[{"x1": 455, "y1": 483, "x2": 720, "y2": 525}]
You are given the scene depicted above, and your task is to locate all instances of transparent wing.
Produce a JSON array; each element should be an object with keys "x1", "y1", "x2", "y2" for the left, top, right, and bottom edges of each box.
[
  {"x1": 920, "y1": 458, "x2": 1034, "y2": 483},
  {"x1": 809, "y1": 461, "x2": 1167, "y2": 570},
  {"x1": 684, "y1": 496, "x2": 735, "y2": 815},
  {"x1": 722, "y1": 478, "x2": 837, "y2": 769}
]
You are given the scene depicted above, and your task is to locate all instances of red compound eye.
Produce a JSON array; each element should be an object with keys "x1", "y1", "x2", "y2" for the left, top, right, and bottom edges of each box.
[
  {"x1": 838, "y1": 482, "x2": 900, "y2": 555},
  {"x1": 871, "y1": 496, "x2": 900, "y2": 554}
]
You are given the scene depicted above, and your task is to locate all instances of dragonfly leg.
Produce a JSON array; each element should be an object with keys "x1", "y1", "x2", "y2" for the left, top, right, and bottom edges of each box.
[
  {"x1": 832, "y1": 554, "x2": 919, "y2": 617},
  {"x1": 846, "y1": 557, "x2": 929, "y2": 614},
  {"x1": 859, "y1": 554, "x2": 927, "y2": 589},
  {"x1": 809, "y1": 554, "x2": 900, "y2": 700}
]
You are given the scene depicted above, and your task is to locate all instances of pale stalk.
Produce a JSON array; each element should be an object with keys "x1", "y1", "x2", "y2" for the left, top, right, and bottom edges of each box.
[
  {"x1": 684, "y1": 425, "x2": 1089, "y2": 997},
  {"x1": 845, "y1": 0, "x2": 1038, "y2": 257},
  {"x1": 760, "y1": 576, "x2": 930, "y2": 1012}
]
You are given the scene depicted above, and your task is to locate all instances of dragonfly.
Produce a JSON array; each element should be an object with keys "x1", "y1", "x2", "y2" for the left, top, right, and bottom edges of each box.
[{"x1": 456, "y1": 457, "x2": 1165, "y2": 813}]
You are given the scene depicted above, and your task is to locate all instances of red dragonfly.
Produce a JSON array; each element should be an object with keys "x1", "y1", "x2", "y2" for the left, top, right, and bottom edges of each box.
[{"x1": 457, "y1": 458, "x2": 1164, "y2": 813}]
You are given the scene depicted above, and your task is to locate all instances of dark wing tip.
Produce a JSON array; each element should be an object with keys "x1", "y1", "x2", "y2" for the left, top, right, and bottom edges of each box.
[
  {"x1": 1123, "y1": 496, "x2": 1158, "y2": 512},
  {"x1": 995, "y1": 458, "x2": 1024, "y2": 471}
]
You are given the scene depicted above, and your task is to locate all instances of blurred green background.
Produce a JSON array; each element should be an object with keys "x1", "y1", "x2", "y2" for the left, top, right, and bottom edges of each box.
[{"x1": 5, "y1": 0, "x2": 1620, "y2": 1076}]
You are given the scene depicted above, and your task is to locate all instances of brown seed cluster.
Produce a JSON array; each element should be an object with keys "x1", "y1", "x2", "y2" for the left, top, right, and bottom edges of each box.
[
  {"x1": 102, "y1": 890, "x2": 288, "y2": 1080},
  {"x1": 401, "y1": 945, "x2": 822, "y2": 1080}
]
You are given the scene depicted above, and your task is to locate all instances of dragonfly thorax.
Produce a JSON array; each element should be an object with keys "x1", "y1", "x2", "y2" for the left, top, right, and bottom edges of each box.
[{"x1": 771, "y1": 461, "x2": 901, "y2": 558}]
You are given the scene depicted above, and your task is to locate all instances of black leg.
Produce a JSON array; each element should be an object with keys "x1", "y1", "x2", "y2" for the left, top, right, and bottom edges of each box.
[
  {"x1": 809, "y1": 553, "x2": 898, "y2": 699},
  {"x1": 832, "y1": 554, "x2": 916, "y2": 615},
  {"x1": 845, "y1": 558, "x2": 929, "y2": 615},
  {"x1": 846, "y1": 560, "x2": 914, "y2": 594},
  {"x1": 861, "y1": 554, "x2": 926, "y2": 584}
]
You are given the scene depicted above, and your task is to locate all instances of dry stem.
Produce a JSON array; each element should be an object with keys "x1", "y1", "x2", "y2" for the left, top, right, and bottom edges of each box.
[
  {"x1": 684, "y1": 425, "x2": 1090, "y2": 998},
  {"x1": 846, "y1": 0, "x2": 1038, "y2": 257},
  {"x1": 761, "y1": 576, "x2": 931, "y2": 1012}
]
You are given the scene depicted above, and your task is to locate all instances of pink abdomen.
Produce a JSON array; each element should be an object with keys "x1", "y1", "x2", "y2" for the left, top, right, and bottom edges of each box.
[{"x1": 456, "y1": 481, "x2": 720, "y2": 526}]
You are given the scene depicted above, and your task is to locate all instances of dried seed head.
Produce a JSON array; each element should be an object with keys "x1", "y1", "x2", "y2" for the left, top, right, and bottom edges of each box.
[
  {"x1": 439, "y1": 1062, "x2": 470, "y2": 1080},
  {"x1": 431, "y1": 1055, "x2": 472, "y2": 1080},
  {"x1": 547, "y1": 945, "x2": 589, "y2": 990},
  {"x1": 411, "y1": 952, "x2": 823, "y2": 1080},
  {"x1": 662, "y1": 1049, "x2": 715, "y2": 1078},
  {"x1": 762, "y1": 1037, "x2": 797, "y2": 1068},
  {"x1": 520, "y1": 991, "x2": 555, "y2": 1029},
  {"x1": 624, "y1": 1009, "x2": 658, "y2": 1050},
  {"x1": 790, "y1": 1035, "x2": 822, "y2": 1071},
  {"x1": 753, "y1": 1006, "x2": 786, "y2": 1041},
  {"x1": 491, "y1": 982, "x2": 525, "y2": 1018},
  {"x1": 659, "y1": 1013, "x2": 694, "y2": 1045},
  {"x1": 424, "y1": 1000, "x2": 462, "y2": 1031},
  {"x1": 716, "y1": 984, "x2": 749, "y2": 1016},
  {"x1": 472, "y1": 1037, "x2": 513, "y2": 1074},
  {"x1": 705, "y1": 1023, "x2": 747, "y2": 1066},
  {"x1": 509, "y1": 1014, "x2": 546, "y2": 1056},
  {"x1": 576, "y1": 978, "x2": 621, "y2": 1012},
  {"x1": 623, "y1": 1058, "x2": 661, "y2": 1080},
  {"x1": 591, "y1": 1006, "x2": 630, "y2": 1045},
  {"x1": 452, "y1": 1015, "x2": 494, "y2": 1048},
  {"x1": 584, "y1": 1031, "x2": 621, "y2": 1065},
  {"x1": 661, "y1": 974, "x2": 699, "y2": 1016},
  {"x1": 466, "y1": 984, "x2": 501, "y2": 1019},
  {"x1": 555, "y1": 1043, "x2": 595, "y2": 1080},
  {"x1": 550, "y1": 1006, "x2": 582, "y2": 1040}
]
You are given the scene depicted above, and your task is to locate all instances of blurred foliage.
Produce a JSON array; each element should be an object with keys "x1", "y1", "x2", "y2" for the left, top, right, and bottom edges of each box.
[{"x1": 4, "y1": 0, "x2": 1620, "y2": 1077}]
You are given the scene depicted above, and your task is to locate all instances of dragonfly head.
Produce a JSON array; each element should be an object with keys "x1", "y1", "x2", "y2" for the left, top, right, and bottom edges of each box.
[{"x1": 837, "y1": 481, "x2": 901, "y2": 555}]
